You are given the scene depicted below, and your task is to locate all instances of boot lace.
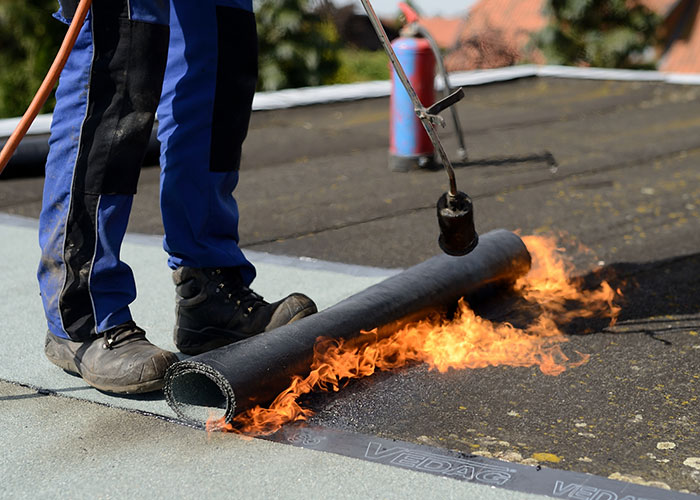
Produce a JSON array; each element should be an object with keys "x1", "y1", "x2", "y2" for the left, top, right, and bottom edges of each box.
[
  {"x1": 207, "y1": 268, "x2": 267, "y2": 318},
  {"x1": 102, "y1": 321, "x2": 147, "y2": 350}
]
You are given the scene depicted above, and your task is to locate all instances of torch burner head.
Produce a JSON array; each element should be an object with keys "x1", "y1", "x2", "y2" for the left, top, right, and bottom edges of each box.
[{"x1": 437, "y1": 191, "x2": 479, "y2": 256}]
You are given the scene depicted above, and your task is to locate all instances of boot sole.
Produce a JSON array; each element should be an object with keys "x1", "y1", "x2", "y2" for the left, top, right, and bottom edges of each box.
[
  {"x1": 47, "y1": 354, "x2": 166, "y2": 393},
  {"x1": 45, "y1": 339, "x2": 168, "y2": 394}
]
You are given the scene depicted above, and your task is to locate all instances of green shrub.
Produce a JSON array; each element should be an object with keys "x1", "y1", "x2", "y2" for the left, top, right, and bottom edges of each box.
[
  {"x1": 256, "y1": 0, "x2": 341, "y2": 90},
  {"x1": 327, "y1": 49, "x2": 390, "y2": 84},
  {"x1": 0, "y1": 1, "x2": 64, "y2": 118},
  {"x1": 0, "y1": 0, "x2": 380, "y2": 117},
  {"x1": 532, "y1": 0, "x2": 661, "y2": 68}
]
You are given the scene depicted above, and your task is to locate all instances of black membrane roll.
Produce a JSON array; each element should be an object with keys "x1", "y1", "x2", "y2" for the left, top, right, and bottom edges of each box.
[{"x1": 164, "y1": 229, "x2": 531, "y2": 427}]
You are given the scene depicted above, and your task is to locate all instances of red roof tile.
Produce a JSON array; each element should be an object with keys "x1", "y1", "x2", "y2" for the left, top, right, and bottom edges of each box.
[
  {"x1": 417, "y1": 17, "x2": 465, "y2": 49},
  {"x1": 659, "y1": 0, "x2": 700, "y2": 72},
  {"x1": 445, "y1": 0, "x2": 547, "y2": 71},
  {"x1": 442, "y1": 0, "x2": 700, "y2": 73},
  {"x1": 640, "y1": 0, "x2": 681, "y2": 15}
]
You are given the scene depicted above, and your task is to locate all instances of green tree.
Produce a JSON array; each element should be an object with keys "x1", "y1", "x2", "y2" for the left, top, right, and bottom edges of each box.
[
  {"x1": 256, "y1": 0, "x2": 340, "y2": 91},
  {"x1": 532, "y1": 0, "x2": 661, "y2": 68},
  {"x1": 0, "y1": 1, "x2": 65, "y2": 118},
  {"x1": 0, "y1": 0, "x2": 342, "y2": 116}
]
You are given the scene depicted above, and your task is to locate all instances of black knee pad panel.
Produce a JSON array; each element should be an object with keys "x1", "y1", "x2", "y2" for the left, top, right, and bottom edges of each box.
[
  {"x1": 58, "y1": 0, "x2": 79, "y2": 20},
  {"x1": 210, "y1": 6, "x2": 258, "y2": 172},
  {"x1": 75, "y1": 1, "x2": 169, "y2": 195}
]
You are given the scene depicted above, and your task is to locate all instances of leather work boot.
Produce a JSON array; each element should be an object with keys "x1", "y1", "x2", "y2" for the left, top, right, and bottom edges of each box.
[
  {"x1": 173, "y1": 266, "x2": 318, "y2": 355},
  {"x1": 44, "y1": 321, "x2": 178, "y2": 394}
]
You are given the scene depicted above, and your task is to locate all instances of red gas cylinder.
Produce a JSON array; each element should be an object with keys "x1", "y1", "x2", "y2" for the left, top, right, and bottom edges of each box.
[{"x1": 389, "y1": 35, "x2": 436, "y2": 172}]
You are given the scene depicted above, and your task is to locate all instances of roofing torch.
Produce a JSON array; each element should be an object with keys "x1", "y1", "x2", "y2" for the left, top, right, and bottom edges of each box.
[{"x1": 358, "y1": 0, "x2": 478, "y2": 256}]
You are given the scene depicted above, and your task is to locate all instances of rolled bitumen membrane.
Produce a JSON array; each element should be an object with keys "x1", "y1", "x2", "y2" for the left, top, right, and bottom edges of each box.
[{"x1": 164, "y1": 229, "x2": 531, "y2": 427}]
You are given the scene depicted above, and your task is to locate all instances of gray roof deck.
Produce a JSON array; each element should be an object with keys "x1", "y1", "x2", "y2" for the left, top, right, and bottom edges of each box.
[{"x1": 1, "y1": 72, "x2": 698, "y2": 498}]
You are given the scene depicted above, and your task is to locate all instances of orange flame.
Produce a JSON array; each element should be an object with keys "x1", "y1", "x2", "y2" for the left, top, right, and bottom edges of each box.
[
  {"x1": 517, "y1": 235, "x2": 621, "y2": 324},
  {"x1": 209, "y1": 234, "x2": 620, "y2": 436}
]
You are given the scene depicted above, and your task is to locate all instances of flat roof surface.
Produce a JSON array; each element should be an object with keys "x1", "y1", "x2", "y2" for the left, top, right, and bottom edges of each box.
[{"x1": 1, "y1": 75, "x2": 699, "y2": 498}]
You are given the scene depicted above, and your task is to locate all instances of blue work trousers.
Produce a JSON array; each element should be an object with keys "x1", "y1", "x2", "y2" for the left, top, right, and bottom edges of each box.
[{"x1": 39, "y1": 0, "x2": 257, "y2": 341}]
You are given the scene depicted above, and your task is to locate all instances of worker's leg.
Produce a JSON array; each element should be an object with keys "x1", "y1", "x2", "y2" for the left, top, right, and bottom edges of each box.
[
  {"x1": 157, "y1": 0, "x2": 257, "y2": 282},
  {"x1": 39, "y1": 0, "x2": 169, "y2": 341},
  {"x1": 157, "y1": 0, "x2": 316, "y2": 355},
  {"x1": 39, "y1": 0, "x2": 177, "y2": 393}
]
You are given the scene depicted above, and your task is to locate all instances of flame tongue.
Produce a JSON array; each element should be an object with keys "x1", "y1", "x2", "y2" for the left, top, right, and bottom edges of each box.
[
  {"x1": 516, "y1": 235, "x2": 620, "y2": 323},
  {"x1": 209, "y1": 235, "x2": 620, "y2": 436}
]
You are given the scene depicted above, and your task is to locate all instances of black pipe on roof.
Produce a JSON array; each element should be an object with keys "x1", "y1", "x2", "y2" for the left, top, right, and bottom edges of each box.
[{"x1": 0, "y1": 127, "x2": 161, "y2": 179}]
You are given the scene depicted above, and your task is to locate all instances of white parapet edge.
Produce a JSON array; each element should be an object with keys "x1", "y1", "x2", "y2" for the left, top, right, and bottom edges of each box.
[
  {"x1": 0, "y1": 113, "x2": 54, "y2": 140},
  {"x1": 253, "y1": 80, "x2": 392, "y2": 110},
  {"x1": 2, "y1": 65, "x2": 700, "y2": 138},
  {"x1": 536, "y1": 64, "x2": 667, "y2": 82}
]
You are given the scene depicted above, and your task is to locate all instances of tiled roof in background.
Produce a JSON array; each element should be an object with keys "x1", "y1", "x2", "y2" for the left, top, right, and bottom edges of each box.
[
  {"x1": 658, "y1": 0, "x2": 700, "y2": 72},
  {"x1": 422, "y1": 0, "x2": 700, "y2": 73},
  {"x1": 641, "y1": 0, "x2": 682, "y2": 15},
  {"x1": 444, "y1": 0, "x2": 547, "y2": 70},
  {"x1": 417, "y1": 17, "x2": 465, "y2": 49}
]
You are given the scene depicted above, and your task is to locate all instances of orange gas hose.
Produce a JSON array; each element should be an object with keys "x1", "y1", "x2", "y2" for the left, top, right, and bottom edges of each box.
[{"x1": 0, "y1": 0, "x2": 93, "y2": 174}]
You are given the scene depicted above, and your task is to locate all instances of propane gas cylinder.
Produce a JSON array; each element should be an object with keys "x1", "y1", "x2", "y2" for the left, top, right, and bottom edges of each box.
[{"x1": 389, "y1": 35, "x2": 436, "y2": 172}]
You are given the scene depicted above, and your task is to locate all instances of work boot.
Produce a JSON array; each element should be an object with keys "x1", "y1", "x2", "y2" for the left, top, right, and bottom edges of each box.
[
  {"x1": 173, "y1": 266, "x2": 318, "y2": 355},
  {"x1": 44, "y1": 321, "x2": 178, "y2": 394}
]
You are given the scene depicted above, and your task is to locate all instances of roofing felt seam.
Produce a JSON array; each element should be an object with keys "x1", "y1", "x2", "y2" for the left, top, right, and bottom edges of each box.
[{"x1": 267, "y1": 423, "x2": 698, "y2": 500}]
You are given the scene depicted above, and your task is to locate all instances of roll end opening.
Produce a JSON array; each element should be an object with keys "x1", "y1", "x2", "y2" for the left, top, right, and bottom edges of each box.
[{"x1": 164, "y1": 363, "x2": 235, "y2": 428}]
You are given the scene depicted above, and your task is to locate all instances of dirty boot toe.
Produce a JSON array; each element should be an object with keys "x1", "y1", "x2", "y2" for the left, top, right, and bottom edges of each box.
[
  {"x1": 266, "y1": 293, "x2": 317, "y2": 331},
  {"x1": 44, "y1": 321, "x2": 178, "y2": 394}
]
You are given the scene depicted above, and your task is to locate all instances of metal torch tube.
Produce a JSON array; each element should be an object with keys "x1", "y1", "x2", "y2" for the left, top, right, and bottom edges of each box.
[
  {"x1": 415, "y1": 24, "x2": 468, "y2": 161},
  {"x1": 164, "y1": 229, "x2": 531, "y2": 427},
  {"x1": 357, "y1": 0, "x2": 458, "y2": 196}
]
